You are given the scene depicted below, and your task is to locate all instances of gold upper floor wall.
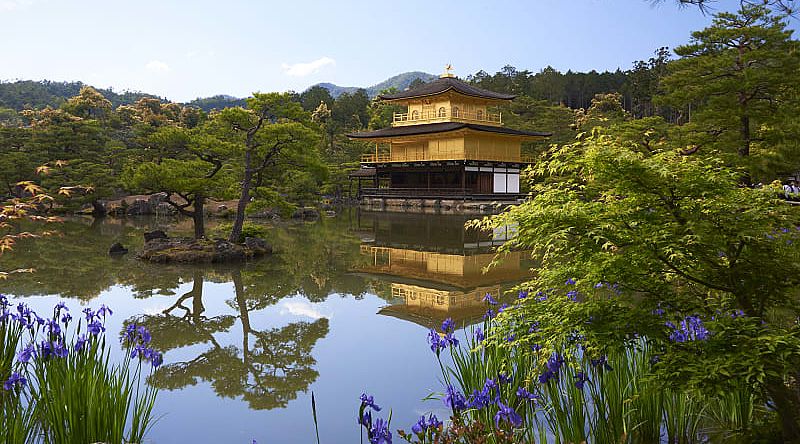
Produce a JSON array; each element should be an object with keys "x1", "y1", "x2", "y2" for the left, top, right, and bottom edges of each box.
[{"x1": 392, "y1": 92, "x2": 502, "y2": 127}]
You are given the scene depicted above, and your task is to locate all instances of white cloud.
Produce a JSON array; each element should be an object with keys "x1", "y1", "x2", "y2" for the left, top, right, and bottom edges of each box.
[
  {"x1": 281, "y1": 57, "x2": 335, "y2": 77},
  {"x1": 145, "y1": 60, "x2": 171, "y2": 73},
  {"x1": 280, "y1": 300, "x2": 328, "y2": 320},
  {"x1": 0, "y1": 0, "x2": 33, "y2": 12}
]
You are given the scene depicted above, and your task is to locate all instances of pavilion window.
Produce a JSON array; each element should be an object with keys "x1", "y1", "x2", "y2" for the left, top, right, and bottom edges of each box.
[
  {"x1": 452, "y1": 106, "x2": 460, "y2": 118},
  {"x1": 438, "y1": 107, "x2": 446, "y2": 118},
  {"x1": 476, "y1": 110, "x2": 483, "y2": 120},
  {"x1": 411, "y1": 110, "x2": 419, "y2": 120}
]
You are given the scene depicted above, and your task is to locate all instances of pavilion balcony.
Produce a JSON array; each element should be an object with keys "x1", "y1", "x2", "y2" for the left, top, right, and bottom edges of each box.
[
  {"x1": 391, "y1": 109, "x2": 502, "y2": 127},
  {"x1": 361, "y1": 153, "x2": 535, "y2": 164}
]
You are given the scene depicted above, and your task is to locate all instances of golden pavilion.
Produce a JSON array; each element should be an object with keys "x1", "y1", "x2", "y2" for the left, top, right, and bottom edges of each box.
[{"x1": 348, "y1": 66, "x2": 550, "y2": 210}]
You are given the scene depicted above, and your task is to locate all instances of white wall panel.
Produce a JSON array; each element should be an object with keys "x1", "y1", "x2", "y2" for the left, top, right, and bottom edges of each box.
[
  {"x1": 493, "y1": 173, "x2": 507, "y2": 193},
  {"x1": 507, "y1": 173, "x2": 520, "y2": 193}
]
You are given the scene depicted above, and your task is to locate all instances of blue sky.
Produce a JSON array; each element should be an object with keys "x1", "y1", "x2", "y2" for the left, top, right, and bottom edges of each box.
[{"x1": 0, "y1": 0, "x2": 775, "y2": 102}]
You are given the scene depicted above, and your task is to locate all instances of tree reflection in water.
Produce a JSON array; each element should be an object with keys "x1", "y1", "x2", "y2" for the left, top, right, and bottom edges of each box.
[{"x1": 128, "y1": 269, "x2": 330, "y2": 410}]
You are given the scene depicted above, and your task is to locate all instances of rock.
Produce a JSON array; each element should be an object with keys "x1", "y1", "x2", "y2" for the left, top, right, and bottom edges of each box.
[
  {"x1": 155, "y1": 202, "x2": 177, "y2": 215},
  {"x1": 126, "y1": 199, "x2": 152, "y2": 216},
  {"x1": 76, "y1": 204, "x2": 95, "y2": 215},
  {"x1": 108, "y1": 242, "x2": 128, "y2": 256},
  {"x1": 212, "y1": 239, "x2": 247, "y2": 262},
  {"x1": 292, "y1": 207, "x2": 319, "y2": 219},
  {"x1": 148, "y1": 192, "x2": 169, "y2": 206},
  {"x1": 324, "y1": 210, "x2": 336, "y2": 217},
  {"x1": 144, "y1": 230, "x2": 169, "y2": 242},
  {"x1": 217, "y1": 204, "x2": 228, "y2": 211},
  {"x1": 249, "y1": 210, "x2": 279, "y2": 219},
  {"x1": 244, "y1": 237, "x2": 273, "y2": 255}
]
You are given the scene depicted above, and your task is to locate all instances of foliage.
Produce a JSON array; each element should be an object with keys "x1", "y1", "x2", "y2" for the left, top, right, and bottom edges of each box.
[
  {"x1": 207, "y1": 92, "x2": 323, "y2": 242},
  {"x1": 473, "y1": 129, "x2": 800, "y2": 438},
  {"x1": 657, "y1": 4, "x2": 800, "y2": 182}
]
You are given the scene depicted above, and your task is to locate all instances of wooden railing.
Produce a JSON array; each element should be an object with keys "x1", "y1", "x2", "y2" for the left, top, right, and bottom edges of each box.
[
  {"x1": 358, "y1": 188, "x2": 526, "y2": 198},
  {"x1": 392, "y1": 109, "x2": 502, "y2": 127},
  {"x1": 361, "y1": 153, "x2": 536, "y2": 164}
]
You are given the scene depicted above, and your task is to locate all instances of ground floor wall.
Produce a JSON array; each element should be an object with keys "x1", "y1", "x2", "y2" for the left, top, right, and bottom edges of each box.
[{"x1": 356, "y1": 163, "x2": 522, "y2": 198}]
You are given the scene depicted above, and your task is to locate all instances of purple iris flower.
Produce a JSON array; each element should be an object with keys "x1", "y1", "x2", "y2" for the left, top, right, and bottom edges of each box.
[
  {"x1": 468, "y1": 386, "x2": 493, "y2": 409},
  {"x1": 74, "y1": 334, "x2": 89, "y2": 352},
  {"x1": 360, "y1": 393, "x2": 382, "y2": 412},
  {"x1": 411, "y1": 416, "x2": 426, "y2": 434},
  {"x1": 411, "y1": 414, "x2": 441, "y2": 434},
  {"x1": 46, "y1": 318, "x2": 61, "y2": 336},
  {"x1": 441, "y1": 318, "x2": 455, "y2": 333},
  {"x1": 590, "y1": 355, "x2": 613, "y2": 371},
  {"x1": 96, "y1": 304, "x2": 113, "y2": 318},
  {"x1": 3, "y1": 372, "x2": 27, "y2": 391},
  {"x1": 574, "y1": 372, "x2": 589, "y2": 389},
  {"x1": 17, "y1": 343, "x2": 35, "y2": 363},
  {"x1": 444, "y1": 384, "x2": 467, "y2": 411},
  {"x1": 359, "y1": 410, "x2": 372, "y2": 427},
  {"x1": 369, "y1": 417, "x2": 392, "y2": 444},
  {"x1": 667, "y1": 316, "x2": 710, "y2": 342},
  {"x1": 483, "y1": 294, "x2": 498, "y2": 305},
  {"x1": 494, "y1": 402, "x2": 523, "y2": 428},
  {"x1": 517, "y1": 387, "x2": 537, "y2": 401},
  {"x1": 52, "y1": 340, "x2": 69, "y2": 358},
  {"x1": 87, "y1": 320, "x2": 105, "y2": 336},
  {"x1": 428, "y1": 329, "x2": 447, "y2": 354}
]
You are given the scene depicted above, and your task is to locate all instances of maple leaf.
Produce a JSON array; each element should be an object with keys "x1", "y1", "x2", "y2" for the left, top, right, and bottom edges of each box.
[{"x1": 15, "y1": 181, "x2": 44, "y2": 195}]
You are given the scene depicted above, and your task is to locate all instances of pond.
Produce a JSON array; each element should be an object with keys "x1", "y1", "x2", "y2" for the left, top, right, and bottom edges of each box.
[{"x1": 0, "y1": 210, "x2": 532, "y2": 443}]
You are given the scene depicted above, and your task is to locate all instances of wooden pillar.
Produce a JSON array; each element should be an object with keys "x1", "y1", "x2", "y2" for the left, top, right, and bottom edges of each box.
[{"x1": 461, "y1": 165, "x2": 466, "y2": 198}]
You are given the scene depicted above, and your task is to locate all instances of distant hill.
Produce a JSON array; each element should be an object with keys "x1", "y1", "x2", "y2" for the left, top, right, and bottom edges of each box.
[
  {"x1": 185, "y1": 94, "x2": 247, "y2": 112},
  {"x1": 0, "y1": 80, "x2": 159, "y2": 110},
  {"x1": 0, "y1": 71, "x2": 438, "y2": 113},
  {"x1": 310, "y1": 71, "x2": 436, "y2": 98}
]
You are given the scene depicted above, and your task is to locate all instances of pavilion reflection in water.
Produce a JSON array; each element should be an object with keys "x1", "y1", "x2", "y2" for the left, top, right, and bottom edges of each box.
[{"x1": 352, "y1": 212, "x2": 531, "y2": 329}]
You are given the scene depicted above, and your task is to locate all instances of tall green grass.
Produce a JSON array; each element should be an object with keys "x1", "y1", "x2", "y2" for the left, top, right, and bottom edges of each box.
[
  {"x1": 428, "y1": 313, "x2": 762, "y2": 443},
  {"x1": 0, "y1": 296, "x2": 160, "y2": 444}
]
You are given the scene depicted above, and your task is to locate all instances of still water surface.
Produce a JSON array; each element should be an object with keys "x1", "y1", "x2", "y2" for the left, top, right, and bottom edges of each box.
[{"x1": 1, "y1": 211, "x2": 531, "y2": 443}]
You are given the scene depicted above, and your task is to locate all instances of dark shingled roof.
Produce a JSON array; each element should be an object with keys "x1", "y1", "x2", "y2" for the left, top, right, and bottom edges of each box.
[
  {"x1": 348, "y1": 168, "x2": 376, "y2": 177},
  {"x1": 378, "y1": 77, "x2": 516, "y2": 101},
  {"x1": 347, "y1": 122, "x2": 551, "y2": 139}
]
